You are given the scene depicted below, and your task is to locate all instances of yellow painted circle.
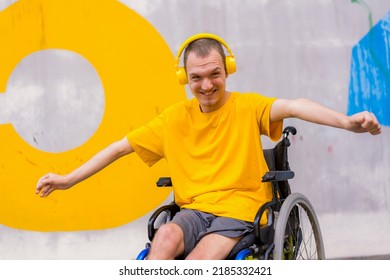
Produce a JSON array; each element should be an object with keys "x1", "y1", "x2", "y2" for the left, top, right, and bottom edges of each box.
[{"x1": 0, "y1": 0, "x2": 185, "y2": 231}]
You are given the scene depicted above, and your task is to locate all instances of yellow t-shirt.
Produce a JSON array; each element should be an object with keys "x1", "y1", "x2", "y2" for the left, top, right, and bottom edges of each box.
[{"x1": 127, "y1": 92, "x2": 283, "y2": 222}]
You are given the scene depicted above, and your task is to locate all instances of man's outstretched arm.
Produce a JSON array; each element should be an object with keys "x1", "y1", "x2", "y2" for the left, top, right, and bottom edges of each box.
[
  {"x1": 270, "y1": 98, "x2": 381, "y2": 135},
  {"x1": 35, "y1": 137, "x2": 134, "y2": 197}
]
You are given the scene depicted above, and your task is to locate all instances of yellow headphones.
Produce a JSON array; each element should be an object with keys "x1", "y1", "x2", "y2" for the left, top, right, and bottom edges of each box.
[{"x1": 174, "y1": 33, "x2": 236, "y2": 85}]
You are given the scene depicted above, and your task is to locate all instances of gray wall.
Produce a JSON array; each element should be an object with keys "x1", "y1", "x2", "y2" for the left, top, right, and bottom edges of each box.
[{"x1": 0, "y1": 0, "x2": 389, "y2": 259}]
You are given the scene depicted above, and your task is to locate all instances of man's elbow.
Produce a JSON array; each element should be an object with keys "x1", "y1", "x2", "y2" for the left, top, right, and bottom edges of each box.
[{"x1": 113, "y1": 137, "x2": 134, "y2": 158}]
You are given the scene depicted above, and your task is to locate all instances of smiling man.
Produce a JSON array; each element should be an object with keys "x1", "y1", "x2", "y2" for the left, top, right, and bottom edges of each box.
[{"x1": 36, "y1": 33, "x2": 381, "y2": 260}]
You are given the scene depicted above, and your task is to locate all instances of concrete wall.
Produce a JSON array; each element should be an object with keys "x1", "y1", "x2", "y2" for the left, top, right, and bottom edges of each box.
[{"x1": 0, "y1": 0, "x2": 389, "y2": 259}]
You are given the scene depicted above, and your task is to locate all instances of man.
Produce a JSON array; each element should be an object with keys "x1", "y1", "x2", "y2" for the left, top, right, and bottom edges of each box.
[{"x1": 36, "y1": 34, "x2": 381, "y2": 260}]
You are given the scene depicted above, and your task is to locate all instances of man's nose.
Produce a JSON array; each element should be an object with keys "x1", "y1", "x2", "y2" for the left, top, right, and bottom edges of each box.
[{"x1": 201, "y1": 78, "x2": 213, "y2": 91}]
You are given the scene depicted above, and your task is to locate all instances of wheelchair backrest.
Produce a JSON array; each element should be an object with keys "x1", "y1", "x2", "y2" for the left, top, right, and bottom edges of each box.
[{"x1": 262, "y1": 133, "x2": 293, "y2": 199}]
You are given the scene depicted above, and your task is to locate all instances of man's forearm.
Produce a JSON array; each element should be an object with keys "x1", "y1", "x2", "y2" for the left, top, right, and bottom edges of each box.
[
  {"x1": 67, "y1": 138, "x2": 133, "y2": 186},
  {"x1": 287, "y1": 98, "x2": 347, "y2": 128}
]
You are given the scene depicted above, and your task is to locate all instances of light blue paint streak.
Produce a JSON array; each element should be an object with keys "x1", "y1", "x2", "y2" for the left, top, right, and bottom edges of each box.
[{"x1": 348, "y1": 11, "x2": 390, "y2": 126}]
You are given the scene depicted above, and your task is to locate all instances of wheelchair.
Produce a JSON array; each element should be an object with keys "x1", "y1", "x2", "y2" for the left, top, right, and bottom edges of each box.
[{"x1": 137, "y1": 126, "x2": 325, "y2": 260}]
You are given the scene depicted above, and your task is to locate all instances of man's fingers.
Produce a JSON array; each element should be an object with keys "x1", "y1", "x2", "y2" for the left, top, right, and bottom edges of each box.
[
  {"x1": 364, "y1": 113, "x2": 381, "y2": 134},
  {"x1": 352, "y1": 111, "x2": 381, "y2": 135},
  {"x1": 369, "y1": 125, "x2": 382, "y2": 135},
  {"x1": 39, "y1": 185, "x2": 53, "y2": 197},
  {"x1": 45, "y1": 188, "x2": 55, "y2": 197},
  {"x1": 36, "y1": 174, "x2": 53, "y2": 195},
  {"x1": 40, "y1": 187, "x2": 49, "y2": 197},
  {"x1": 36, "y1": 177, "x2": 47, "y2": 193},
  {"x1": 355, "y1": 113, "x2": 366, "y2": 125},
  {"x1": 355, "y1": 112, "x2": 370, "y2": 127}
]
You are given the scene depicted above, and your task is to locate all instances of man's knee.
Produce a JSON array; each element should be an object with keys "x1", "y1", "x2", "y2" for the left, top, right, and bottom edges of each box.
[
  {"x1": 148, "y1": 223, "x2": 184, "y2": 259},
  {"x1": 154, "y1": 223, "x2": 183, "y2": 243}
]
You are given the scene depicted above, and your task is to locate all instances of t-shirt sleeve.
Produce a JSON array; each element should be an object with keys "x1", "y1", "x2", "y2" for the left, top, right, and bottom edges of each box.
[
  {"x1": 255, "y1": 95, "x2": 283, "y2": 142},
  {"x1": 126, "y1": 114, "x2": 165, "y2": 167}
]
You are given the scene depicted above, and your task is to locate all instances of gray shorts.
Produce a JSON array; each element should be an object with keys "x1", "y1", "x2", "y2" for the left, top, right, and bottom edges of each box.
[{"x1": 170, "y1": 208, "x2": 253, "y2": 257}]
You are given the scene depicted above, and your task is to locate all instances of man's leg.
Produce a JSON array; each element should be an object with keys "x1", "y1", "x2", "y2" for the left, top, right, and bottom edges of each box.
[
  {"x1": 185, "y1": 233, "x2": 241, "y2": 260},
  {"x1": 147, "y1": 223, "x2": 185, "y2": 260},
  {"x1": 185, "y1": 215, "x2": 253, "y2": 260}
]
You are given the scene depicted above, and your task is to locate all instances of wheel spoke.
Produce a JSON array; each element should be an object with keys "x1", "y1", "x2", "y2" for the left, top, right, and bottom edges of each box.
[{"x1": 273, "y1": 193, "x2": 325, "y2": 260}]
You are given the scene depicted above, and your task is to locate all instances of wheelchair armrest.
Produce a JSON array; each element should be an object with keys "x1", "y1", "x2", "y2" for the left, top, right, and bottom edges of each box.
[
  {"x1": 261, "y1": 170, "x2": 294, "y2": 182},
  {"x1": 148, "y1": 202, "x2": 180, "y2": 241}
]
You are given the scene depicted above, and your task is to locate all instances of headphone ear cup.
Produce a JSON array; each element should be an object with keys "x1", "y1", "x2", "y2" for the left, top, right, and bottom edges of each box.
[
  {"x1": 176, "y1": 66, "x2": 188, "y2": 85},
  {"x1": 225, "y1": 56, "x2": 236, "y2": 74}
]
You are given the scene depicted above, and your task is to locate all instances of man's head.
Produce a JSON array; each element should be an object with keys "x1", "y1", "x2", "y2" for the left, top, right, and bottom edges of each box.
[
  {"x1": 184, "y1": 39, "x2": 230, "y2": 113},
  {"x1": 175, "y1": 33, "x2": 236, "y2": 85},
  {"x1": 175, "y1": 34, "x2": 236, "y2": 113}
]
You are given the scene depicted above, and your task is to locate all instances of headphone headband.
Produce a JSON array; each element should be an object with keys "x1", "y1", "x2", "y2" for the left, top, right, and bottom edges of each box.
[{"x1": 174, "y1": 33, "x2": 235, "y2": 69}]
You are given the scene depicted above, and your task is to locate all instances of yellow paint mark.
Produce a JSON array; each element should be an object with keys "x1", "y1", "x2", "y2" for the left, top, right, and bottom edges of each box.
[{"x1": 0, "y1": 0, "x2": 185, "y2": 231}]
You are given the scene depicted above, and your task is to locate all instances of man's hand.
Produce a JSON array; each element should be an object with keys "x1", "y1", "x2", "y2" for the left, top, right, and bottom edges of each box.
[
  {"x1": 345, "y1": 111, "x2": 382, "y2": 135},
  {"x1": 36, "y1": 173, "x2": 72, "y2": 197}
]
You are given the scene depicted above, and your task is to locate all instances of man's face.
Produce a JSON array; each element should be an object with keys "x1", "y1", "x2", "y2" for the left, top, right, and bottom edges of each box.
[{"x1": 185, "y1": 49, "x2": 229, "y2": 113}]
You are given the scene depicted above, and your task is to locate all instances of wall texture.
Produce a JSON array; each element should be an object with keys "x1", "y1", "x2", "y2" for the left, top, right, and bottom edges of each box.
[{"x1": 0, "y1": 0, "x2": 389, "y2": 259}]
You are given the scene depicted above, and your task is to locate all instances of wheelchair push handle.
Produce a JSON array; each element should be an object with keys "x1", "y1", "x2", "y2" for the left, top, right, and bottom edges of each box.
[{"x1": 282, "y1": 126, "x2": 297, "y2": 139}]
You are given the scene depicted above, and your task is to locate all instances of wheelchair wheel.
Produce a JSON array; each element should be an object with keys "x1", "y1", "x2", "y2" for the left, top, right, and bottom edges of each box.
[{"x1": 273, "y1": 193, "x2": 325, "y2": 260}]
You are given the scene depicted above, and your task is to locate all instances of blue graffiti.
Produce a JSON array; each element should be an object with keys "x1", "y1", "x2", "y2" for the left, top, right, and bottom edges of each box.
[{"x1": 348, "y1": 11, "x2": 390, "y2": 126}]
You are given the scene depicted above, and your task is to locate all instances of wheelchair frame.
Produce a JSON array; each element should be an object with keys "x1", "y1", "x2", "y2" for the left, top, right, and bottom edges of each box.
[{"x1": 137, "y1": 126, "x2": 325, "y2": 260}]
